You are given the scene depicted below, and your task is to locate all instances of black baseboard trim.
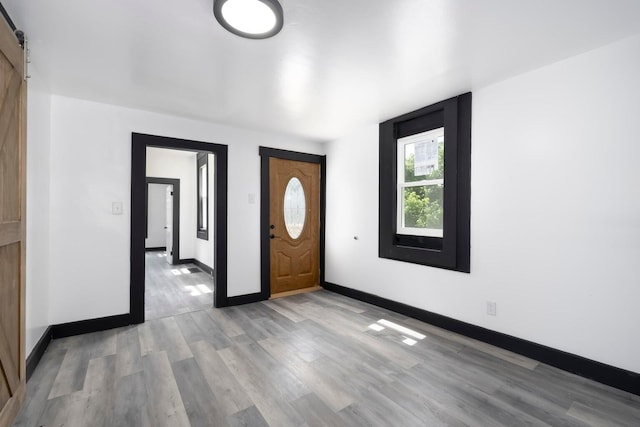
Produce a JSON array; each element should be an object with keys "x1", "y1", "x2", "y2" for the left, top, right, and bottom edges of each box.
[
  {"x1": 226, "y1": 292, "x2": 265, "y2": 307},
  {"x1": 145, "y1": 246, "x2": 166, "y2": 252},
  {"x1": 321, "y1": 281, "x2": 640, "y2": 397},
  {"x1": 51, "y1": 313, "x2": 133, "y2": 339},
  {"x1": 26, "y1": 326, "x2": 53, "y2": 381},
  {"x1": 193, "y1": 258, "x2": 214, "y2": 276},
  {"x1": 178, "y1": 258, "x2": 195, "y2": 265}
]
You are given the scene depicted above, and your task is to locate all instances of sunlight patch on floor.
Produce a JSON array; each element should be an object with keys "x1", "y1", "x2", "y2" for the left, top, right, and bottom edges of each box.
[
  {"x1": 377, "y1": 319, "x2": 426, "y2": 340},
  {"x1": 368, "y1": 319, "x2": 426, "y2": 346},
  {"x1": 197, "y1": 284, "x2": 213, "y2": 294},
  {"x1": 185, "y1": 284, "x2": 213, "y2": 296}
]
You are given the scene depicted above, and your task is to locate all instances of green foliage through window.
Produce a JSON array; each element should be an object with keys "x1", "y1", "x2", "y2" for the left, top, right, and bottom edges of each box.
[{"x1": 403, "y1": 142, "x2": 444, "y2": 230}]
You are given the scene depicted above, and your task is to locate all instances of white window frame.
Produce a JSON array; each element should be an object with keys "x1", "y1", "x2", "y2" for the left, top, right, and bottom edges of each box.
[{"x1": 396, "y1": 127, "x2": 444, "y2": 238}]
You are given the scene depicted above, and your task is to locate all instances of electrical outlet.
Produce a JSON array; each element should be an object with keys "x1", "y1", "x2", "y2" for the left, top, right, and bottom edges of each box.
[{"x1": 487, "y1": 301, "x2": 497, "y2": 316}]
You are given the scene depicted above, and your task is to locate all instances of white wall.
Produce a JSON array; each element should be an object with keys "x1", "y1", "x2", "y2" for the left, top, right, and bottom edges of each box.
[
  {"x1": 145, "y1": 183, "x2": 169, "y2": 249},
  {"x1": 194, "y1": 153, "x2": 215, "y2": 269},
  {"x1": 48, "y1": 95, "x2": 324, "y2": 324},
  {"x1": 325, "y1": 35, "x2": 640, "y2": 374},
  {"x1": 25, "y1": 66, "x2": 51, "y2": 353},
  {"x1": 146, "y1": 148, "x2": 197, "y2": 258}
]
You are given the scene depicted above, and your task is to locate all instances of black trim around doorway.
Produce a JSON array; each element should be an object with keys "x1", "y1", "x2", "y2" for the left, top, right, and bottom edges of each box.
[
  {"x1": 131, "y1": 133, "x2": 228, "y2": 324},
  {"x1": 259, "y1": 147, "x2": 327, "y2": 301},
  {"x1": 146, "y1": 177, "x2": 180, "y2": 264}
]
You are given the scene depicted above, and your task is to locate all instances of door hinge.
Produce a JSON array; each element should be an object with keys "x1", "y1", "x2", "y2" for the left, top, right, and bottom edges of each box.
[{"x1": 171, "y1": 191, "x2": 173, "y2": 196}]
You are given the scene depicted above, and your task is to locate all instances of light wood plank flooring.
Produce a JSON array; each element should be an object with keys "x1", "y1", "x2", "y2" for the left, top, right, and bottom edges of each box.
[
  {"x1": 145, "y1": 251, "x2": 214, "y2": 320},
  {"x1": 14, "y1": 291, "x2": 640, "y2": 426}
]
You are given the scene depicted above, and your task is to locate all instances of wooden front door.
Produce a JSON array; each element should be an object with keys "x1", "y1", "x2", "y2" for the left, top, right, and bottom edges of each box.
[
  {"x1": 269, "y1": 158, "x2": 320, "y2": 294},
  {"x1": 0, "y1": 19, "x2": 26, "y2": 427}
]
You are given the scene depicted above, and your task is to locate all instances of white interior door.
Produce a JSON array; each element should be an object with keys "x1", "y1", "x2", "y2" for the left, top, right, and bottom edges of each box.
[
  {"x1": 146, "y1": 184, "x2": 168, "y2": 248},
  {"x1": 165, "y1": 185, "x2": 173, "y2": 264}
]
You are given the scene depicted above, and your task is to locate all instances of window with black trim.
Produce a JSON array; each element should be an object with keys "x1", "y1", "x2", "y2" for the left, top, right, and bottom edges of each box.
[
  {"x1": 197, "y1": 152, "x2": 208, "y2": 240},
  {"x1": 379, "y1": 93, "x2": 471, "y2": 272}
]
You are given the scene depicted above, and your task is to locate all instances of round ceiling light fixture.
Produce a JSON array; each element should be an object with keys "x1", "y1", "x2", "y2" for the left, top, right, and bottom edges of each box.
[{"x1": 213, "y1": 0, "x2": 283, "y2": 39}]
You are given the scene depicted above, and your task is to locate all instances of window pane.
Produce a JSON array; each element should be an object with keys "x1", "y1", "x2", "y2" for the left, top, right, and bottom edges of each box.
[
  {"x1": 403, "y1": 128, "x2": 444, "y2": 183},
  {"x1": 200, "y1": 165, "x2": 207, "y2": 196},
  {"x1": 283, "y1": 177, "x2": 305, "y2": 239},
  {"x1": 402, "y1": 184, "x2": 443, "y2": 236},
  {"x1": 200, "y1": 164, "x2": 207, "y2": 229}
]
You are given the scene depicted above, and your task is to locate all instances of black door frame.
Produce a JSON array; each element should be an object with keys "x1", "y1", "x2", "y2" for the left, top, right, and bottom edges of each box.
[
  {"x1": 259, "y1": 147, "x2": 326, "y2": 300},
  {"x1": 131, "y1": 133, "x2": 228, "y2": 324},
  {"x1": 146, "y1": 177, "x2": 180, "y2": 264}
]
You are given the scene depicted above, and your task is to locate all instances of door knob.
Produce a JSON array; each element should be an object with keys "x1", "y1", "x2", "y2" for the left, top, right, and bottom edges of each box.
[{"x1": 270, "y1": 234, "x2": 276, "y2": 239}]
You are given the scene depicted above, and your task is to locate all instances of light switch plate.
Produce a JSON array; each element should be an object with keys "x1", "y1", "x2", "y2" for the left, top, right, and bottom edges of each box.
[{"x1": 487, "y1": 301, "x2": 497, "y2": 316}]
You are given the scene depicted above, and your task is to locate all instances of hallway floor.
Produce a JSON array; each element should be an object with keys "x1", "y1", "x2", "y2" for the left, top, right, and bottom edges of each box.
[
  {"x1": 145, "y1": 251, "x2": 214, "y2": 320},
  {"x1": 14, "y1": 290, "x2": 640, "y2": 426}
]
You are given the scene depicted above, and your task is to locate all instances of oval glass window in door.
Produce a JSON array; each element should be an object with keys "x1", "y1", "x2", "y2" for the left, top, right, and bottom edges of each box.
[{"x1": 283, "y1": 177, "x2": 306, "y2": 239}]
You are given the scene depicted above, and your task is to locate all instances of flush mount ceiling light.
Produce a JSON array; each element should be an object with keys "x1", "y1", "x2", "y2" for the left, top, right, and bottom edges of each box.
[{"x1": 214, "y1": 0, "x2": 283, "y2": 39}]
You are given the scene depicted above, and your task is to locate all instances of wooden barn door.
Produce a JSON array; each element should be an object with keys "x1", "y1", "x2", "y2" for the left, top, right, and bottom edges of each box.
[{"x1": 0, "y1": 18, "x2": 26, "y2": 427}]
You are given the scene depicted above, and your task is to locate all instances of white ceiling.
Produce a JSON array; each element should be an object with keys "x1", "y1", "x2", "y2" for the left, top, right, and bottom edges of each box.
[{"x1": 4, "y1": 0, "x2": 640, "y2": 141}]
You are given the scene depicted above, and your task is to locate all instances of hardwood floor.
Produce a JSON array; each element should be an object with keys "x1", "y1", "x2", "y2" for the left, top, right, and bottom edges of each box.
[
  {"x1": 14, "y1": 291, "x2": 640, "y2": 426},
  {"x1": 145, "y1": 251, "x2": 214, "y2": 320}
]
